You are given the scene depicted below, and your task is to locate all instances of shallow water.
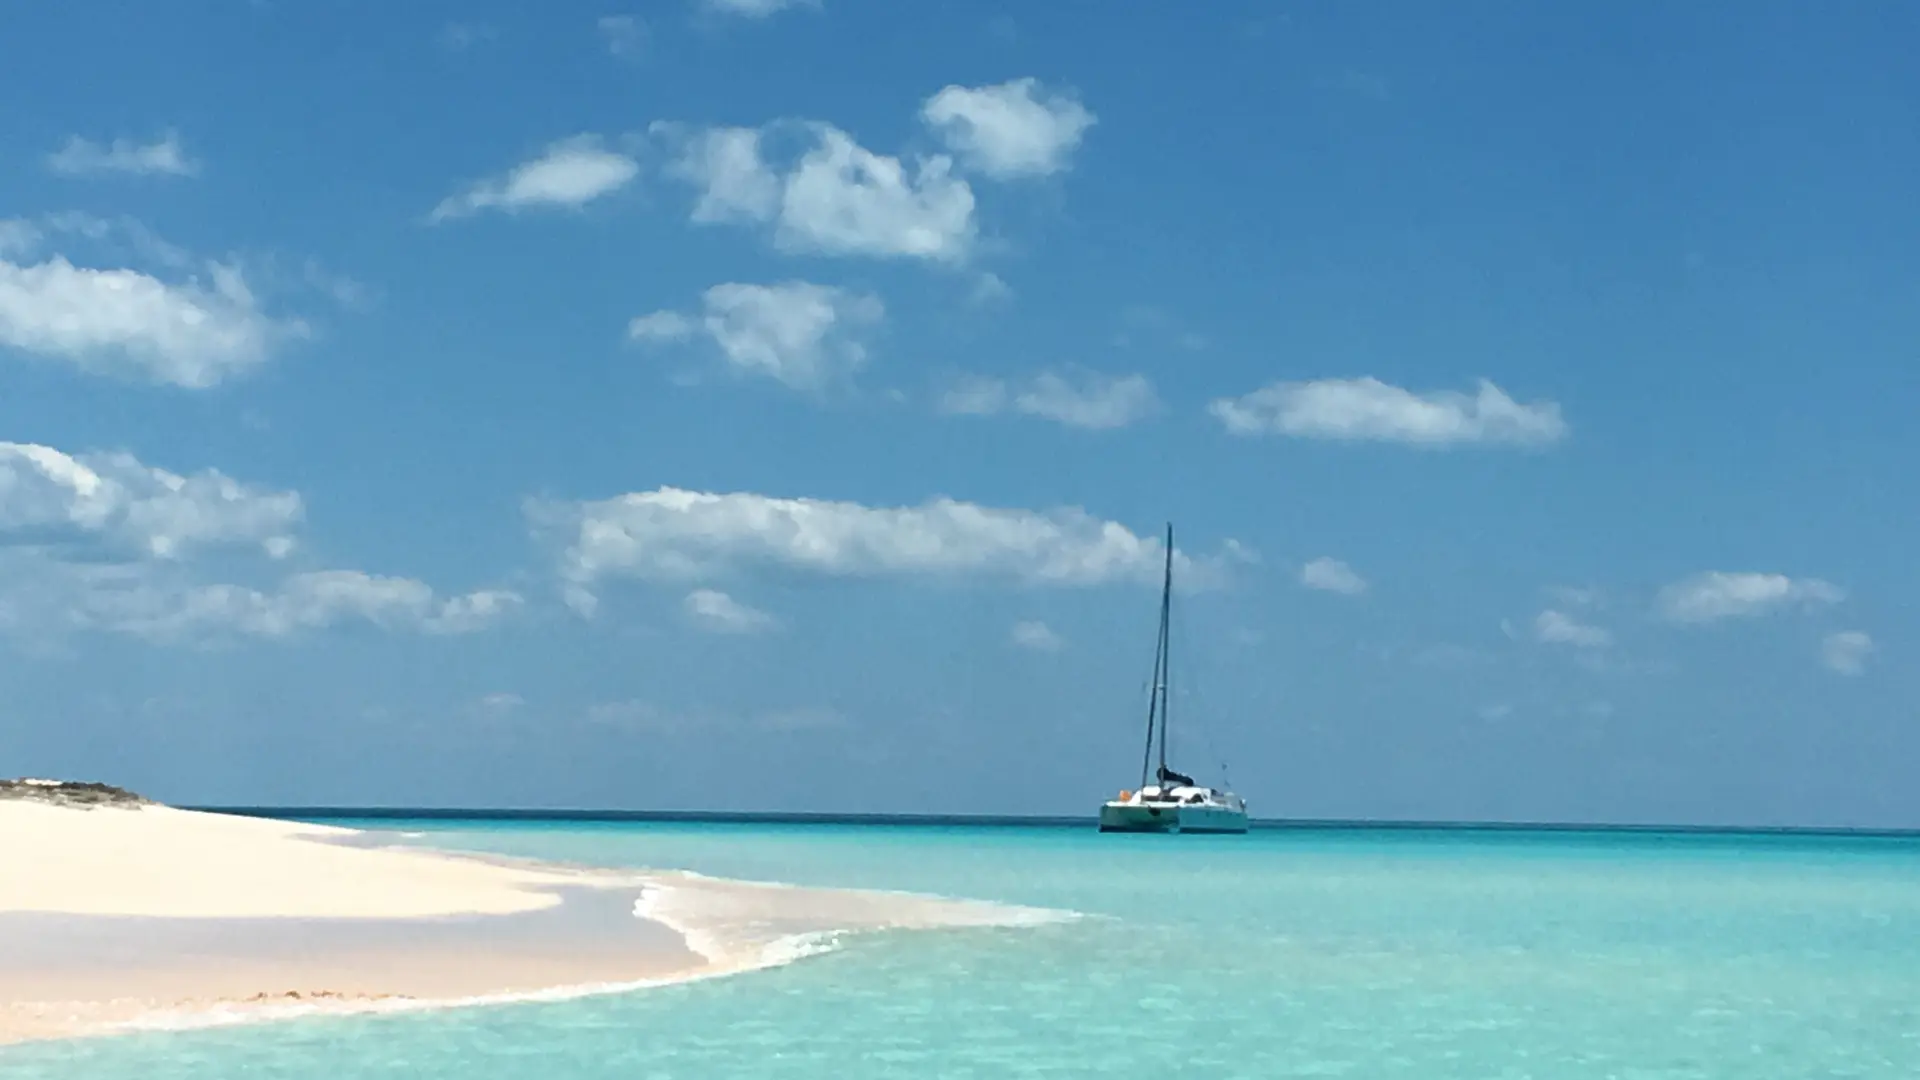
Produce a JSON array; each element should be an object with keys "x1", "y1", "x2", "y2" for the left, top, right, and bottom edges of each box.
[{"x1": 7, "y1": 821, "x2": 1920, "y2": 1078}]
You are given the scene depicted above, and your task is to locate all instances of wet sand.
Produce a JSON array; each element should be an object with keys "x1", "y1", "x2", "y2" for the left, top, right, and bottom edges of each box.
[{"x1": 0, "y1": 887, "x2": 703, "y2": 1044}]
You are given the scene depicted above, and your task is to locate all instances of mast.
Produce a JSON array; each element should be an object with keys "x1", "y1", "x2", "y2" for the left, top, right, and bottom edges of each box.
[
  {"x1": 1137, "y1": 522, "x2": 1175, "y2": 790},
  {"x1": 1155, "y1": 522, "x2": 1173, "y2": 782}
]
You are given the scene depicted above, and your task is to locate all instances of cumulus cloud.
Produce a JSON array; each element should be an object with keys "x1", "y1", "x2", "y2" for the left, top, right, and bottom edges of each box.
[
  {"x1": 46, "y1": 131, "x2": 199, "y2": 178},
  {"x1": 0, "y1": 253, "x2": 302, "y2": 388},
  {"x1": 662, "y1": 121, "x2": 975, "y2": 261},
  {"x1": 629, "y1": 281, "x2": 883, "y2": 390},
  {"x1": 1657, "y1": 572, "x2": 1844, "y2": 624},
  {"x1": 0, "y1": 544, "x2": 520, "y2": 645},
  {"x1": 1300, "y1": 556, "x2": 1367, "y2": 595},
  {"x1": 779, "y1": 128, "x2": 974, "y2": 259},
  {"x1": 431, "y1": 135, "x2": 639, "y2": 222},
  {"x1": 1533, "y1": 608, "x2": 1611, "y2": 648},
  {"x1": 0, "y1": 441, "x2": 302, "y2": 560},
  {"x1": 671, "y1": 127, "x2": 782, "y2": 224},
  {"x1": 939, "y1": 369, "x2": 1157, "y2": 429},
  {"x1": 0, "y1": 439, "x2": 517, "y2": 644},
  {"x1": 1821, "y1": 631, "x2": 1873, "y2": 676},
  {"x1": 532, "y1": 488, "x2": 1231, "y2": 608},
  {"x1": 683, "y1": 588, "x2": 777, "y2": 633},
  {"x1": 1210, "y1": 377, "x2": 1567, "y2": 448},
  {"x1": 1010, "y1": 619, "x2": 1063, "y2": 652},
  {"x1": 921, "y1": 78, "x2": 1095, "y2": 179}
]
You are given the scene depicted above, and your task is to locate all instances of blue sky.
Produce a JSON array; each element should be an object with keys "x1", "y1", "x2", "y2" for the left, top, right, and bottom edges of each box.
[{"x1": 2, "y1": 1, "x2": 1916, "y2": 826}]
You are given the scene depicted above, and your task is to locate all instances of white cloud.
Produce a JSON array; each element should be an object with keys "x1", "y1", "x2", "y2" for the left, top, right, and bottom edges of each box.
[
  {"x1": 665, "y1": 122, "x2": 975, "y2": 261},
  {"x1": 21, "y1": 212, "x2": 193, "y2": 269},
  {"x1": 1657, "y1": 572, "x2": 1844, "y2": 624},
  {"x1": 75, "y1": 571, "x2": 520, "y2": 641},
  {"x1": 699, "y1": 0, "x2": 815, "y2": 17},
  {"x1": 0, "y1": 441, "x2": 301, "y2": 560},
  {"x1": 1821, "y1": 631, "x2": 1873, "y2": 676},
  {"x1": 1533, "y1": 608, "x2": 1610, "y2": 648},
  {"x1": 0, "y1": 255, "x2": 300, "y2": 388},
  {"x1": 938, "y1": 375, "x2": 1010, "y2": 416},
  {"x1": 598, "y1": 15, "x2": 646, "y2": 58},
  {"x1": 431, "y1": 135, "x2": 639, "y2": 222},
  {"x1": 921, "y1": 78, "x2": 1095, "y2": 179},
  {"x1": 1300, "y1": 557, "x2": 1367, "y2": 595},
  {"x1": 969, "y1": 272, "x2": 1012, "y2": 306},
  {"x1": 431, "y1": 587, "x2": 523, "y2": 633},
  {"x1": 300, "y1": 259, "x2": 375, "y2": 311},
  {"x1": 0, "y1": 550, "x2": 520, "y2": 645},
  {"x1": 477, "y1": 692, "x2": 525, "y2": 714},
  {"x1": 629, "y1": 281, "x2": 883, "y2": 390},
  {"x1": 46, "y1": 131, "x2": 199, "y2": 178},
  {"x1": 1015, "y1": 371, "x2": 1156, "y2": 429},
  {"x1": 938, "y1": 370, "x2": 1157, "y2": 429},
  {"x1": 1545, "y1": 584, "x2": 1604, "y2": 608},
  {"x1": 1010, "y1": 619, "x2": 1063, "y2": 651},
  {"x1": 683, "y1": 588, "x2": 777, "y2": 633},
  {"x1": 671, "y1": 127, "x2": 782, "y2": 223},
  {"x1": 534, "y1": 488, "x2": 1226, "y2": 602},
  {"x1": 627, "y1": 310, "x2": 696, "y2": 342},
  {"x1": 0, "y1": 439, "x2": 517, "y2": 644},
  {"x1": 1210, "y1": 377, "x2": 1567, "y2": 448},
  {"x1": 779, "y1": 128, "x2": 974, "y2": 259}
]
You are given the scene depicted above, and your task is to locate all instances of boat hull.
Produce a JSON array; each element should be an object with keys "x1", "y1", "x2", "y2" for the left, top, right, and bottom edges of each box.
[{"x1": 1098, "y1": 801, "x2": 1248, "y2": 834}]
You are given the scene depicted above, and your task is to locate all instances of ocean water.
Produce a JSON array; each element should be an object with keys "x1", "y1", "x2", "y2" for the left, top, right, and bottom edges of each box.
[{"x1": 7, "y1": 821, "x2": 1920, "y2": 1078}]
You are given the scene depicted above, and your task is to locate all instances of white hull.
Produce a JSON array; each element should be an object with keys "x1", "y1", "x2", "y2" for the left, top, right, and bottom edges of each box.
[{"x1": 1099, "y1": 790, "x2": 1248, "y2": 834}]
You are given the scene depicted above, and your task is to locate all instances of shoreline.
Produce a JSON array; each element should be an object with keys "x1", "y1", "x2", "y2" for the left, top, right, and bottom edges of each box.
[{"x1": 0, "y1": 797, "x2": 1068, "y2": 1046}]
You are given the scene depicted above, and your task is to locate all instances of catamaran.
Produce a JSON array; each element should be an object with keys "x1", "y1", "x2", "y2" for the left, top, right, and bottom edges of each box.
[{"x1": 1099, "y1": 524, "x2": 1249, "y2": 834}]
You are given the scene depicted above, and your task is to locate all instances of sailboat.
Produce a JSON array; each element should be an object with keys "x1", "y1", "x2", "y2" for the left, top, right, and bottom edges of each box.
[{"x1": 1098, "y1": 524, "x2": 1249, "y2": 834}]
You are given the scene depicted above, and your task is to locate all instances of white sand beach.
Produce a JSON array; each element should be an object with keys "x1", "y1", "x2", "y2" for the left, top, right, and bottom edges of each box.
[
  {"x1": 1, "y1": 800, "x2": 604, "y2": 919},
  {"x1": 0, "y1": 785, "x2": 1063, "y2": 1046},
  {"x1": 0, "y1": 793, "x2": 701, "y2": 1044}
]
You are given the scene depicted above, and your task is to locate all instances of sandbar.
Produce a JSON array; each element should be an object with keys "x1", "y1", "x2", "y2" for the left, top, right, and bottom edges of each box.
[{"x1": 0, "y1": 788, "x2": 1063, "y2": 1045}]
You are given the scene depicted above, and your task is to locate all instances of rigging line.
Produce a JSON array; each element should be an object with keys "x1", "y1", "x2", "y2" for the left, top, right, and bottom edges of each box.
[
  {"x1": 1137, "y1": 589, "x2": 1164, "y2": 791},
  {"x1": 1167, "y1": 559, "x2": 1232, "y2": 789}
]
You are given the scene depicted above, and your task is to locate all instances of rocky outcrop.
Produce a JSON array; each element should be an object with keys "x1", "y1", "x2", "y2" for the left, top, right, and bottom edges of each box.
[{"x1": 0, "y1": 779, "x2": 149, "y2": 809}]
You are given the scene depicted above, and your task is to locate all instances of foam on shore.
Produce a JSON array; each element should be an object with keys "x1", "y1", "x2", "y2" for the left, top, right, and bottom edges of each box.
[{"x1": 630, "y1": 870, "x2": 1077, "y2": 975}]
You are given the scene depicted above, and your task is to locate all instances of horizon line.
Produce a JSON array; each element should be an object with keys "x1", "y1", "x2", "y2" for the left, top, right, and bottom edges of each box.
[{"x1": 187, "y1": 806, "x2": 1920, "y2": 840}]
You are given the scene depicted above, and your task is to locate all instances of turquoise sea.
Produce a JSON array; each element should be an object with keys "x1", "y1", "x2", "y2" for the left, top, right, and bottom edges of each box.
[{"x1": 8, "y1": 820, "x2": 1920, "y2": 1078}]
